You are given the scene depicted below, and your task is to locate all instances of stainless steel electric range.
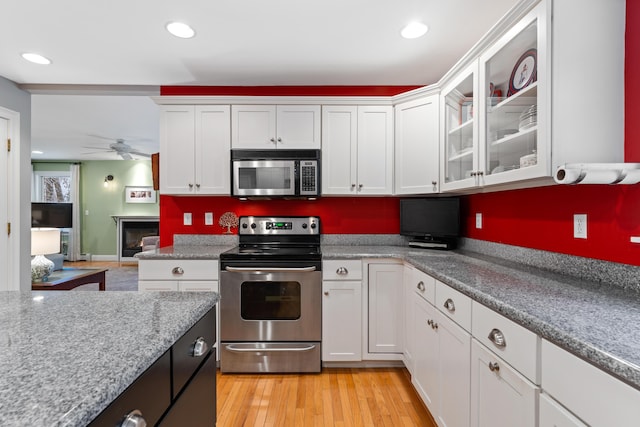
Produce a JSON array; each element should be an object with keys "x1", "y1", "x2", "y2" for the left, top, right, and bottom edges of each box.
[{"x1": 219, "y1": 216, "x2": 322, "y2": 373}]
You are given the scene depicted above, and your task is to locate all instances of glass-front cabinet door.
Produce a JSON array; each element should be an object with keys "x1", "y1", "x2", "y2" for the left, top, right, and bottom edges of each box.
[
  {"x1": 441, "y1": 61, "x2": 479, "y2": 192},
  {"x1": 479, "y1": 3, "x2": 547, "y2": 186}
]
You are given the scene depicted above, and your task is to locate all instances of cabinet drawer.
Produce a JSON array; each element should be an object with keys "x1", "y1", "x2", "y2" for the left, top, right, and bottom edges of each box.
[
  {"x1": 323, "y1": 260, "x2": 362, "y2": 280},
  {"x1": 472, "y1": 302, "x2": 539, "y2": 383},
  {"x1": 89, "y1": 350, "x2": 171, "y2": 427},
  {"x1": 138, "y1": 260, "x2": 219, "y2": 281},
  {"x1": 539, "y1": 393, "x2": 587, "y2": 427},
  {"x1": 435, "y1": 280, "x2": 471, "y2": 332},
  {"x1": 138, "y1": 280, "x2": 179, "y2": 292},
  {"x1": 172, "y1": 307, "x2": 216, "y2": 398},
  {"x1": 412, "y1": 268, "x2": 435, "y2": 304},
  {"x1": 541, "y1": 339, "x2": 640, "y2": 427}
]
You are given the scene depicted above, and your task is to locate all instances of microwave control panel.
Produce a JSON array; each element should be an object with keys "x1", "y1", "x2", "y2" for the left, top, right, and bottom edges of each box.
[{"x1": 299, "y1": 160, "x2": 318, "y2": 195}]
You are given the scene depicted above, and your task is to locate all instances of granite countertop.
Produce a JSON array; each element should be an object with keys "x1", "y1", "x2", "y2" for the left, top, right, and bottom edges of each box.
[
  {"x1": 323, "y1": 245, "x2": 640, "y2": 391},
  {"x1": 0, "y1": 291, "x2": 219, "y2": 427},
  {"x1": 135, "y1": 244, "x2": 234, "y2": 260}
]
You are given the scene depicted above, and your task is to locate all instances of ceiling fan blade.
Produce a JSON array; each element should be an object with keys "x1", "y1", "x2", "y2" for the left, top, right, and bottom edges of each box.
[
  {"x1": 82, "y1": 146, "x2": 112, "y2": 151},
  {"x1": 128, "y1": 150, "x2": 151, "y2": 158},
  {"x1": 82, "y1": 150, "x2": 115, "y2": 155},
  {"x1": 87, "y1": 133, "x2": 116, "y2": 141},
  {"x1": 119, "y1": 152, "x2": 133, "y2": 160}
]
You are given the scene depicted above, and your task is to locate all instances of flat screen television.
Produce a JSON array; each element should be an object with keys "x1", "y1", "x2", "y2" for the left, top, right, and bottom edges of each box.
[
  {"x1": 31, "y1": 203, "x2": 73, "y2": 228},
  {"x1": 400, "y1": 197, "x2": 460, "y2": 249}
]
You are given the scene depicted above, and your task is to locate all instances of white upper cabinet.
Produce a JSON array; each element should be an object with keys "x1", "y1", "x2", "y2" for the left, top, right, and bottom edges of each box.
[
  {"x1": 160, "y1": 105, "x2": 230, "y2": 195},
  {"x1": 322, "y1": 105, "x2": 394, "y2": 195},
  {"x1": 440, "y1": 0, "x2": 624, "y2": 192},
  {"x1": 440, "y1": 62, "x2": 479, "y2": 192},
  {"x1": 395, "y1": 94, "x2": 440, "y2": 194},
  {"x1": 231, "y1": 105, "x2": 321, "y2": 149}
]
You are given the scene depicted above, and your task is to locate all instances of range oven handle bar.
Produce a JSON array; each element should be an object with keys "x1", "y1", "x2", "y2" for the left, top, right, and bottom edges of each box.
[
  {"x1": 224, "y1": 266, "x2": 317, "y2": 273},
  {"x1": 225, "y1": 344, "x2": 317, "y2": 352}
]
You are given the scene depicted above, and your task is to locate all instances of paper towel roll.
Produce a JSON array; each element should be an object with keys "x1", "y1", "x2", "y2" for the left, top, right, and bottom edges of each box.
[{"x1": 555, "y1": 166, "x2": 623, "y2": 184}]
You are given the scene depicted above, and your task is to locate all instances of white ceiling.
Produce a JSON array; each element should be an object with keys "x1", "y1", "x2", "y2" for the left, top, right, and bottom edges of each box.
[{"x1": 1, "y1": 0, "x2": 519, "y2": 160}]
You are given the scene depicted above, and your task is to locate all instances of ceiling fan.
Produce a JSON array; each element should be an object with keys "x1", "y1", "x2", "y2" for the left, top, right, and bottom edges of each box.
[{"x1": 82, "y1": 135, "x2": 153, "y2": 160}]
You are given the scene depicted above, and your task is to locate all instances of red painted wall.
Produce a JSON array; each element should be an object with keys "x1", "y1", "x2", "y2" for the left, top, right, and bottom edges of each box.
[
  {"x1": 159, "y1": 4, "x2": 640, "y2": 266},
  {"x1": 160, "y1": 196, "x2": 399, "y2": 246}
]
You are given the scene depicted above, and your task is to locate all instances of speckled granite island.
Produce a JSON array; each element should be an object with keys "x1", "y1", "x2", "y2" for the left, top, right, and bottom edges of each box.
[{"x1": 0, "y1": 291, "x2": 218, "y2": 427}]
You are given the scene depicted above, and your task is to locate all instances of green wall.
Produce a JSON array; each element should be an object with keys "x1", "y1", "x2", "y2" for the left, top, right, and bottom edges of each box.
[{"x1": 33, "y1": 160, "x2": 159, "y2": 256}]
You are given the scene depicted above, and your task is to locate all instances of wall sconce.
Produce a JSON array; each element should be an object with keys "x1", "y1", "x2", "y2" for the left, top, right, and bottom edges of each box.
[{"x1": 104, "y1": 174, "x2": 114, "y2": 188}]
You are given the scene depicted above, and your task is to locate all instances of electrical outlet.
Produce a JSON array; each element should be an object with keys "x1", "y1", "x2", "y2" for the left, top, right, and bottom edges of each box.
[
  {"x1": 183, "y1": 212, "x2": 192, "y2": 226},
  {"x1": 574, "y1": 214, "x2": 587, "y2": 239},
  {"x1": 476, "y1": 213, "x2": 483, "y2": 229},
  {"x1": 205, "y1": 212, "x2": 214, "y2": 225}
]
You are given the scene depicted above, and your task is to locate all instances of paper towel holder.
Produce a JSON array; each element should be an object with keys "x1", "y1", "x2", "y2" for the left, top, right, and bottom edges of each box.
[{"x1": 554, "y1": 163, "x2": 640, "y2": 185}]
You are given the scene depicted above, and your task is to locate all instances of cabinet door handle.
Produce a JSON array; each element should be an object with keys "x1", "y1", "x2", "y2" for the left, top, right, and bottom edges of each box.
[
  {"x1": 443, "y1": 298, "x2": 456, "y2": 312},
  {"x1": 416, "y1": 281, "x2": 425, "y2": 291},
  {"x1": 172, "y1": 267, "x2": 184, "y2": 275},
  {"x1": 277, "y1": 137, "x2": 282, "y2": 142},
  {"x1": 488, "y1": 328, "x2": 506, "y2": 348},
  {"x1": 336, "y1": 267, "x2": 348, "y2": 275},
  {"x1": 358, "y1": 184, "x2": 363, "y2": 190},
  {"x1": 191, "y1": 337, "x2": 209, "y2": 357},
  {"x1": 488, "y1": 362, "x2": 500, "y2": 372},
  {"x1": 270, "y1": 137, "x2": 276, "y2": 143},
  {"x1": 432, "y1": 322, "x2": 438, "y2": 330},
  {"x1": 324, "y1": 291, "x2": 329, "y2": 296},
  {"x1": 188, "y1": 183, "x2": 194, "y2": 188},
  {"x1": 195, "y1": 183, "x2": 200, "y2": 188},
  {"x1": 120, "y1": 410, "x2": 147, "y2": 427},
  {"x1": 427, "y1": 319, "x2": 433, "y2": 326}
]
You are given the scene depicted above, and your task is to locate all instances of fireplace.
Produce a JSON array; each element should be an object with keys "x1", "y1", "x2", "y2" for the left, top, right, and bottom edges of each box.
[{"x1": 114, "y1": 216, "x2": 159, "y2": 261}]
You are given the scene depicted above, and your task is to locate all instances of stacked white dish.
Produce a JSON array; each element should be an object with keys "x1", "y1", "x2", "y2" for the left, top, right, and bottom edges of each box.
[{"x1": 519, "y1": 105, "x2": 537, "y2": 130}]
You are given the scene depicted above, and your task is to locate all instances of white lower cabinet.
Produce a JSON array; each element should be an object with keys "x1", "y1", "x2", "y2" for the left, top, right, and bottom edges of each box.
[
  {"x1": 322, "y1": 260, "x2": 363, "y2": 362},
  {"x1": 322, "y1": 280, "x2": 362, "y2": 361},
  {"x1": 539, "y1": 393, "x2": 587, "y2": 427},
  {"x1": 541, "y1": 339, "x2": 640, "y2": 427},
  {"x1": 138, "y1": 259, "x2": 220, "y2": 360},
  {"x1": 413, "y1": 279, "x2": 471, "y2": 427},
  {"x1": 470, "y1": 339, "x2": 538, "y2": 427},
  {"x1": 368, "y1": 262, "x2": 404, "y2": 354}
]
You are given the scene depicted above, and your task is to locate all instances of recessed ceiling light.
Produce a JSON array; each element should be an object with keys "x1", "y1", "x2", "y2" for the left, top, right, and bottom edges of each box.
[
  {"x1": 166, "y1": 22, "x2": 195, "y2": 39},
  {"x1": 22, "y1": 53, "x2": 51, "y2": 65},
  {"x1": 401, "y1": 22, "x2": 428, "y2": 39}
]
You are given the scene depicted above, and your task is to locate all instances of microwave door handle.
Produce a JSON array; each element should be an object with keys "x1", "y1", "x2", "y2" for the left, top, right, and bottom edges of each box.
[{"x1": 224, "y1": 266, "x2": 317, "y2": 273}]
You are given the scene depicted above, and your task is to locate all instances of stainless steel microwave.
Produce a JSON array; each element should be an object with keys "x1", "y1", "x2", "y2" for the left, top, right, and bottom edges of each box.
[{"x1": 231, "y1": 149, "x2": 320, "y2": 197}]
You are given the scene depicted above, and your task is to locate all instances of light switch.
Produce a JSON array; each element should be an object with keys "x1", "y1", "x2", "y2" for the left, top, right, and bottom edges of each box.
[
  {"x1": 183, "y1": 212, "x2": 192, "y2": 226},
  {"x1": 475, "y1": 213, "x2": 483, "y2": 229},
  {"x1": 205, "y1": 212, "x2": 214, "y2": 225}
]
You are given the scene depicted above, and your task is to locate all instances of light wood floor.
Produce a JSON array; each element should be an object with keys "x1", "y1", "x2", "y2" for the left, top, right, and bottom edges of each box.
[{"x1": 216, "y1": 367, "x2": 436, "y2": 427}]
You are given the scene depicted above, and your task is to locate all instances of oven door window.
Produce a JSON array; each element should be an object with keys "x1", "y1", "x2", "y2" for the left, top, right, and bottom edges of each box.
[{"x1": 241, "y1": 281, "x2": 301, "y2": 320}]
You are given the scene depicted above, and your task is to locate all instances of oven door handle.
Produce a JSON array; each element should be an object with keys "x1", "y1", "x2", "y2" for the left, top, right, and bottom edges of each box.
[
  {"x1": 224, "y1": 266, "x2": 317, "y2": 273},
  {"x1": 225, "y1": 344, "x2": 317, "y2": 352}
]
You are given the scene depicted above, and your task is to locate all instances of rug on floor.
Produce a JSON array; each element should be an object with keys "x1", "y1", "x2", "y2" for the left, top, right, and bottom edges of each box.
[{"x1": 72, "y1": 266, "x2": 138, "y2": 291}]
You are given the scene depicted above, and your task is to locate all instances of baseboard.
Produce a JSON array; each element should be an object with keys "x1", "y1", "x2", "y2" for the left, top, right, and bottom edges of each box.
[{"x1": 90, "y1": 254, "x2": 118, "y2": 261}]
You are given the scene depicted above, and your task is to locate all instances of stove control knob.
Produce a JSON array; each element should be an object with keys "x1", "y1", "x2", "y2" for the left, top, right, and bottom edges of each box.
[
  {"x1": 242, "y1": 223, "x2": 248, "y2": 229},
  {"x1": 302, "y1": 223, "x2": 308, "y2": 229},
  {"x1": 310, "y1": 223, "x2": 317, "y2": 229},
  {"x1": 251, "y1": 223, "x2": 257, "y2": 229}
]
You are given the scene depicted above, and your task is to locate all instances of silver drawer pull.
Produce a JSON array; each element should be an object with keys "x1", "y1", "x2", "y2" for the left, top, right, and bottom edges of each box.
[
  {"x1": 225, "y1": 266, "x2": 317, "y2": 273},
  {"x1": 488, "y1": 362, "x2": 500, "y2": 372},
  {"x1": 121, "y1": 410, "x2": 147, "y2": 427},
  {"x1": 488, "y1": 328, "x2": 506, "y2": 348},
  {"x1": 172, "y1": 267, "x2": 184, "y2": 275},
  {"x1": 416, "y1": 281, "x2": 425, "y2": 291},
  {"x1": 336, "y1": 267, "x2": 348, "y2": 275},
  {"x1": 226, "y1": 344, "x2": 316, "y2": 352},
  {"x1": 191, "y1": 337, "x2": 208, "y2": 357},
  {"x1": 443, "y1": 298, "x2": 455, "y2": 312}
]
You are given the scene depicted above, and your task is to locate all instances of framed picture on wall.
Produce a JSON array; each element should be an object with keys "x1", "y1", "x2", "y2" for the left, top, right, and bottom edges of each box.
[{"x1": 125, "y1": 186, "x2": 156, "y2": 203}]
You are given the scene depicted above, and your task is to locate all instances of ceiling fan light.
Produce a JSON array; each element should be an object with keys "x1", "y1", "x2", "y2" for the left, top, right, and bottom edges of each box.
[
  {"x1": 22, "y1": 52, "x2": 51, "y2": 65},
  {"x1": 166, "y1": 22, "x2": 195, "y2": 39},
  {"x1": 401, "y1": 22, "x2": 428, "y2": 39}
]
